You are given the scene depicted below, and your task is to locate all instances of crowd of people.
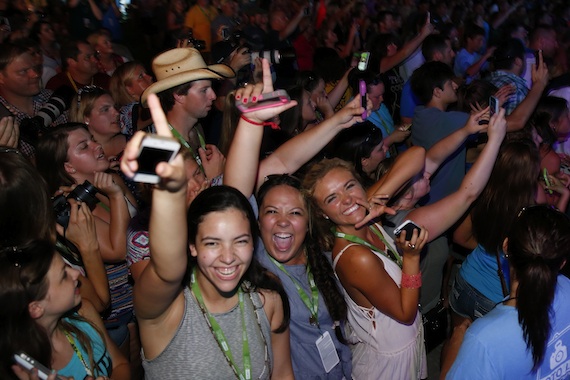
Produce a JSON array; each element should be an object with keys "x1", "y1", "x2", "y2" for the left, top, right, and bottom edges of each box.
[{"x1": 1, "y1": 0, "x2": 570, "y2": 379}]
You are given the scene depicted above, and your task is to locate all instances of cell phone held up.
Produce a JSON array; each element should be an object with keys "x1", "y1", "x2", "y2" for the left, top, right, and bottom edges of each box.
[
  {"x1": 133, "y1": 135, "x2": 181, "y2": 184},
  {"x1": 393, "y1": 220, "x2": 421, "y2": 241},
  {"x1": 13, "y1": 352, "x2": 64, "y2": 380},
  {"x1": 489, "y1": 95, "x2": 499, "y2": 116},
  {"x1": 235, "y1": 90, "x2": 291, "y2": 113}
]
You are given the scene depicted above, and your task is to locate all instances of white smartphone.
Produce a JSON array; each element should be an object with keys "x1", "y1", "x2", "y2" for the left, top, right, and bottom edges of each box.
[
  {"x1": 133, "y1": 135, "x2": 181, "y2": 184},
  {"x1": 393, "y1": 220, "x2": 421, "y2": 241},
  {"x1": 13, "y1": 352, "x2": 59, "y2": 380}
]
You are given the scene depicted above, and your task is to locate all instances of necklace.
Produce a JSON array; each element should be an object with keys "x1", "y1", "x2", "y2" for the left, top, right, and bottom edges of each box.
[
  {"x1": 168, "y1": 123, "x2": 207, "y2": 174},
  {"x1": 63, "y1": 330, "x2": 93, "y2": 376},
  {"x1": 267, "y1": 254, "x2": 320, "y2": 326},
  {"x1": 66, "y1": 71, "x2": 94, "y2": 93},
  {"x1": 190, "y1": 268, "x2": 270, "y2": 379}
]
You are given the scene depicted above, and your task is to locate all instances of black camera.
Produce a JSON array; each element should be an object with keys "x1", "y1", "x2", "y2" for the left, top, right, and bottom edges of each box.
[
  {"x1": 53, "y1": 181, "x2": 99, "y2": 228},
  {"x1": 19, "y1": 86, "x2": 75, "y2": 147},
  {"x1": 188, "y1": 37, "x2": 206, "y2": 50}
]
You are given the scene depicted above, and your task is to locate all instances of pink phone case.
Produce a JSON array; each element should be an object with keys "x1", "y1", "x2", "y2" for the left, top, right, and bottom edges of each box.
[{"x1": 236, "y1": 90, "x2": 291, "y2": 113}]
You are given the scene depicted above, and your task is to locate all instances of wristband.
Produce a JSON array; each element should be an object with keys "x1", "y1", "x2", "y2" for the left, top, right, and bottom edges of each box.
[
  {"x1": 401, "y1": 272, "x2": 422, "y2": 289},
  {"x1": 240, "y1": 114, "x2": 280, "y2": 130}
]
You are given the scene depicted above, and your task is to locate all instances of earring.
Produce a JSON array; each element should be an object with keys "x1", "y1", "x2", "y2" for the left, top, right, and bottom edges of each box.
[
  {"x1": 324, "y1": 215, "x2": 329, "y2": 220},
  {"x1": 71, "y1": 168, "x2": 76, "y2": 173}
]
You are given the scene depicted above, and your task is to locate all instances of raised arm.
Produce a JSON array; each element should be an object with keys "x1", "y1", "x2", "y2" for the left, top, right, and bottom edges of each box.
[
  {"x1": 504, "y1": 50, "x2": 549, "y2": 132},
  {"x1": 407, "y1": 108, "x2": 507, "y2": 241},
  {"x1": 354, "y1": 146, "x2": 426, "y2": 228},
  {"x1": 92, "y1": 172, "x2": 131, "y2": 263},
  {"x1": 424, "y1": 107, "x2": 488, "y2": 176},
  {"x1": 379, "y1": 14, "x2": 434, "y2": 74},
  {"x1": 258, "y1": 96, "x2": 370, "y2": 189},
  {"x1": 120, "y1": 94, "x2": 188, "y2": 321},
  {"x1": 224, "y1": 60, "x2": 368, "y2": 197},
  {"x1": 223, "y1": 59, "x2": 297, "y2": 197}
]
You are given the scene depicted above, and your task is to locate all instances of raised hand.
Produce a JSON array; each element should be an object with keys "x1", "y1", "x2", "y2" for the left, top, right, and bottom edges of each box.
[
  {"x1": 0, "y1": 116, "x2": 19, "y2": 148},
  {"x1": 354, "y1": 194, "x2": 396, "y2": 229},
  {"x1": 120, "y1": 94, "x2": 186, "y2": 193},
  {"x1": 94, "y1": 171, "x2": 121, "y2": 196},
  {"x1": 199, "y1": 144, "x2": 225, "y2": 179},
  {"x1": 487, "y1": 107, "x2": 507, "y2": 141},
  {"x1": 234, "y1": 59, "x2": 297, "y2": 123}
]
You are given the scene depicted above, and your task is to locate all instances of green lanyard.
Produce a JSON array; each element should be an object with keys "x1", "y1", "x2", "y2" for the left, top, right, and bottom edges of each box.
[
  {"x1": 64, "y1": 330, "x2": 93, "y2": 377},
  {"x1": 168, "y1": 124, "x2": 207, "y2": 174},
  {"x1": 334, "y1": 225, "x2": 402, "y2": 268},
  {"x1": 267, "y1": 255, "x2": 320, "y2": 326},
  {"x1": 191, "y1": 268, "x2": 252, "y2": 380}
]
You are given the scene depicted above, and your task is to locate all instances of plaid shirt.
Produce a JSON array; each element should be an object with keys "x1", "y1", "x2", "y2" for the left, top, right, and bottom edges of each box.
[
  {"x1": 0, "y1": 89, "x2": 68, "y2": 157},
  {"x1": 489, "y1": 70, "x2": 529, "y2": 115}
]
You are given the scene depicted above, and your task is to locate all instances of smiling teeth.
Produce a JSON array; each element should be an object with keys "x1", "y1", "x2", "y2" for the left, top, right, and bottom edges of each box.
[
  {"x1": 217, "y1": 267, "x2": 237, "y2": 275},
  {"x1": 343, "y1": 205, "x2": 360, "y2": 215}
]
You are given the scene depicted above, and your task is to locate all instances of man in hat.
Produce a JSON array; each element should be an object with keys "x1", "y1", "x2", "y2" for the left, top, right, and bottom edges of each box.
[{"x1": 141, "y1": 47, "x2": 234, "y2": 177}]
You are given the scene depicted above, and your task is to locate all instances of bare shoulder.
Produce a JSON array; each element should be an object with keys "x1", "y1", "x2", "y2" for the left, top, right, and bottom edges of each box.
[{"x1": 257, "y1": 289, "x2": 284, "y2": 330}]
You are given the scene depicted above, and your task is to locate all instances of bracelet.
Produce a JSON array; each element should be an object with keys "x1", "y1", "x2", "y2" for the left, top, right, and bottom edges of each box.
[
  {"x1": 401, "y1": 272, "x2": 422, "y2": 289},
  {"x1": 240, "y1": 114, "x2": 280, "y2": 130}
]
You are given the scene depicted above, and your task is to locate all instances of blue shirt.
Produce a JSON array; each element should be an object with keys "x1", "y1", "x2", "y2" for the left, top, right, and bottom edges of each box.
[
  {"x1": 454, "y1": 49, "x2": 488, "y2": 84},
  {"x1": 400, "y1": 79, "x2": 421, "y2": 120},
  {"x1": 459, "y1": 244, "x2": 509, "y2": 303},
  {"x1": 368, "y1": 104, "x2": 396, "y2": 157},
  {"x1": 447, "y1": 276, "x2": 570, "y2": 380}
]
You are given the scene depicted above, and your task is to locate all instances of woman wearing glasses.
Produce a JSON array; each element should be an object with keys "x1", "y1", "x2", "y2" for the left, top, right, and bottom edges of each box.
[{"x1": 443, "y1": 205, "x2": 570, "y2": 379}]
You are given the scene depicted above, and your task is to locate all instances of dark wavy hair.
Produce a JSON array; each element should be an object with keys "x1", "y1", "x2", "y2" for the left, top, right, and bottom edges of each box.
[
  {"x1": 187, "y1": 185, "x2": 290, "y2": 333},
  {"x1": 471, "y1": 139, "x2": 540, "y2": 254},
  {"x1": 506, "y1": 205, "x2": 570, "y2": 370},
  {"x1": 0, "y1": 240, "x2": 104, "y2": 379},
  {"x1": 0, "y1": 149, "x2": 54, "y2": 247},
  {"x1": 333, "y1": 121, "x2": 384, "y2": 188},
  {"x1": 36, "y1": 122, "x2": 88, "y2": 194},
  {"x1": 257, "y1": 175, "x2": 347, "y2": 343},
  {"x1": 531, "y1": 96, "x2": 569, "y2": 146}
]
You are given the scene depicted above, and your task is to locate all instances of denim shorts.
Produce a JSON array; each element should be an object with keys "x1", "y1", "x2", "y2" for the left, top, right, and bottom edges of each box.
[{"x1": 449, "y1": 271, "x2": 497, "y2": 320}]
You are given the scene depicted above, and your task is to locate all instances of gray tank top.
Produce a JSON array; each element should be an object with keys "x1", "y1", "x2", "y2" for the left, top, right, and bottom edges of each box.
[{"x1": 142, "y1": 286, "x2": 273, "y2": 379}]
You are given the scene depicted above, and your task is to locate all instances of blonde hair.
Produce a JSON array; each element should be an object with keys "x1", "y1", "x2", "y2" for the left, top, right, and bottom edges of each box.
[
  {"x1": 69, "y1": 87, "x2": 108, "y2": 123},
  {"x1": 218, "y1": 91, "x2": 242, "y2": 156},
  {"x1": 302, "y1": 158, "x2": 360, "y2": 250},
  {"x1": 110, "y1": 61, "x2": 143, "y2": 106}
]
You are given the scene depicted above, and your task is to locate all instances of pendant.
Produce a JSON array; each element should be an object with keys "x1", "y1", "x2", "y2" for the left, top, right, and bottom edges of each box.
[{"x1": 309, "y1": 315, "x2": 317, "y2": 325}]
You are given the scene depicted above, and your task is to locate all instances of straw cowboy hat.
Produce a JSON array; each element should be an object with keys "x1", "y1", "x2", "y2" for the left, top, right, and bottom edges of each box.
[{"x1": 141, "y1": 48, "x2": 235, "y2": 106}]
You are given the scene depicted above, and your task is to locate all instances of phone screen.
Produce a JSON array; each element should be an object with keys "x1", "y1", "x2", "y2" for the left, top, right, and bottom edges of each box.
[{"x1": 137, "y1": 147, "x2": 176, "y2": 175}]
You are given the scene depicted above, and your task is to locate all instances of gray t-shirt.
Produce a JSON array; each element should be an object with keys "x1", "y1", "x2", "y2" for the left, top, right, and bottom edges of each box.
[{"x1": 142, "y1": 286, "x2": 273, "y2": 379}]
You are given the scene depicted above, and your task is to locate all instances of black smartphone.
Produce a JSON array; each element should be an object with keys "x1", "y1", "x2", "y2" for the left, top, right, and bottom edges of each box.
[
  {"x1": 394, "y1": 220, "x2": 421, "y2": 241},
  {"x1": 489, "y1": 95, "x2": 499, "y2": 116}
]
